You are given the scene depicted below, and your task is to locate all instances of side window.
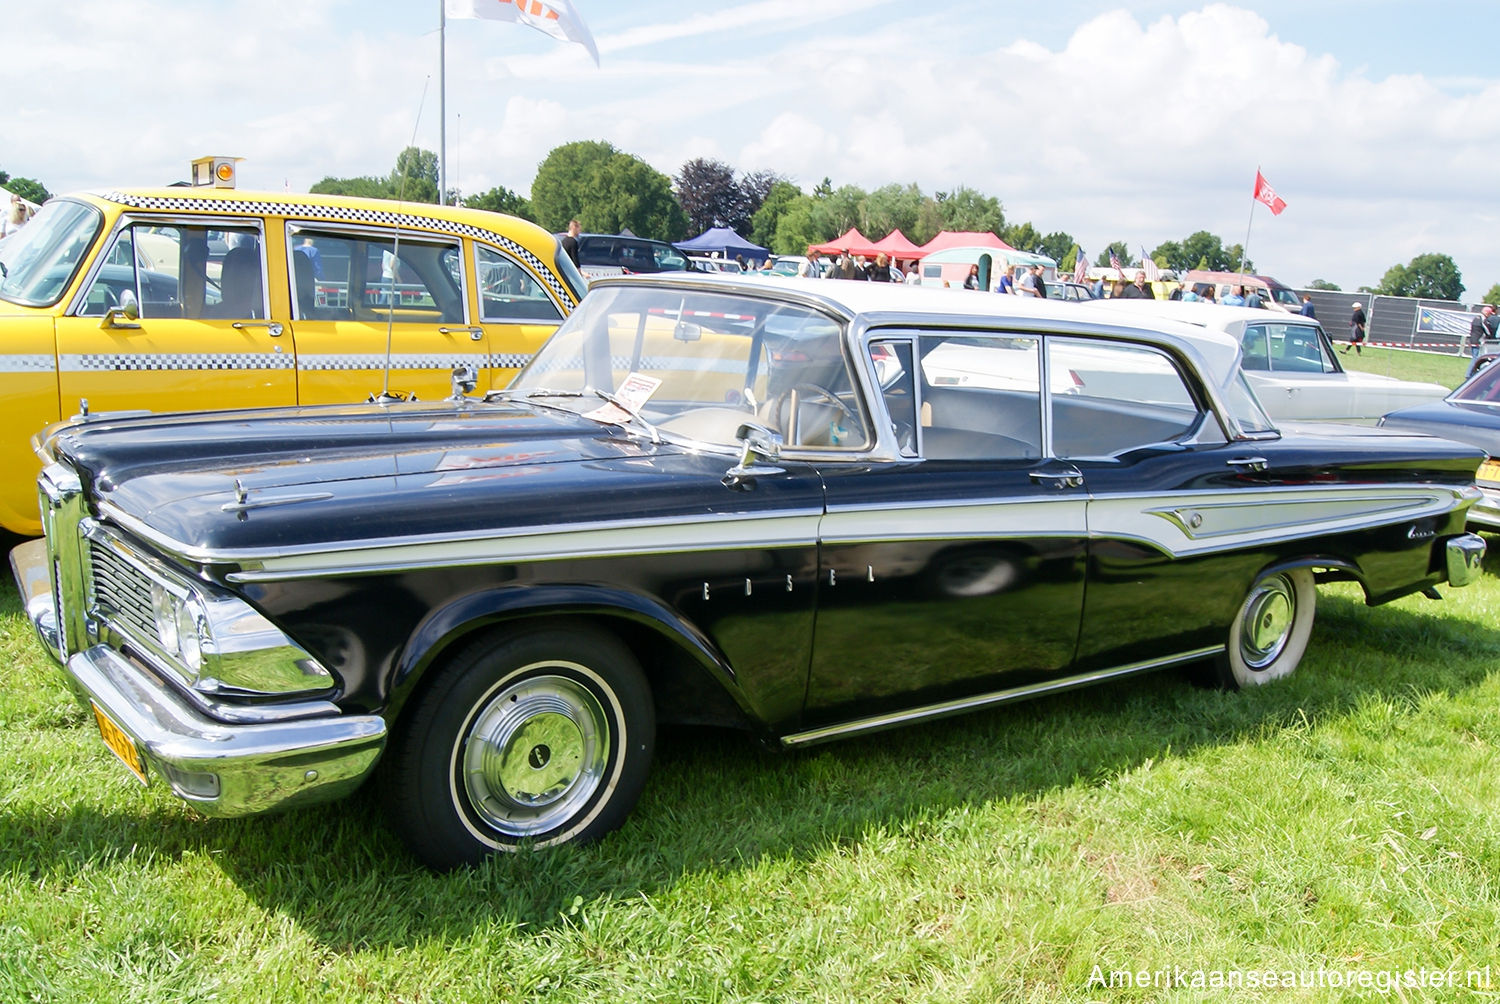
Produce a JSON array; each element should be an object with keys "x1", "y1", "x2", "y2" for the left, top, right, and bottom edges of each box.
[
  {"x1": 475, "y1": 244, "x2": 562, "y2": 322},
  {"x1": 1048, "y1": 338, "x2": 1205, "y2": 459},
  {"x1": 287, "y1": 226, "x2": 463, "y2": 324},
  {"x1": 1241, "y1": 325, "x2": 1271, "y2": 370},
  {"x1": 1262, "y1": 323, "x2": 1334, "y2": 373},
  {"x1": 915, "y1": 334, "x2": 1042, "y2": 461},
  {"x1": 869, "y1": 338, "x2": 917, "y2": 456},
  {"x1": 79, "y1": 222, "x2": 263, "y2": 319}
]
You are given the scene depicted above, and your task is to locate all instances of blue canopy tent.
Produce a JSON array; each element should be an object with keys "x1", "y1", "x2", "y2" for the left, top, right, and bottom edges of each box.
[{"x1": 675, "y1": 227, "x2": 769, "y2": 265}]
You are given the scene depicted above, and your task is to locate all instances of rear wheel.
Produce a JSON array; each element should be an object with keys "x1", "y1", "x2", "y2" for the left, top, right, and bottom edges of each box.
[
  {"x1": 383, "y1": 624, "x2": 654, "y2": 870},
  {"x1": 1214, "y1": 567, "x2": 1316, "y2": 689}
]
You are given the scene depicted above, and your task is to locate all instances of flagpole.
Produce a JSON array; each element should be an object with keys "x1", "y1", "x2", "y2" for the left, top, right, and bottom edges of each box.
[
  {"x1": 439, "y1": 0, "x2": 447, "y2": 205},
  {"x1": 1237, "y1": 166, "x2": 1257, "y2": 279}
]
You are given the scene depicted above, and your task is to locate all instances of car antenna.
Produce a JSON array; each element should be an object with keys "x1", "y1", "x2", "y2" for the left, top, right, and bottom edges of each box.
[{"x1": 370, "y1": 78, "x2": 430, "y2": 405}]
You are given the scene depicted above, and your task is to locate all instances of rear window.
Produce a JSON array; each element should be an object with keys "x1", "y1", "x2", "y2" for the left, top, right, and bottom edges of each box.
[{"x1": 577, "y1": 237, "x2": 689, "y2": 273}]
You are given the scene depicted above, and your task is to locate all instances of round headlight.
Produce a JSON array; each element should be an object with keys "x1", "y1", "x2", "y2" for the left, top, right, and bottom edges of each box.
[{"x1": 151, "y1": 582, "x2": 180, "y2": 654}]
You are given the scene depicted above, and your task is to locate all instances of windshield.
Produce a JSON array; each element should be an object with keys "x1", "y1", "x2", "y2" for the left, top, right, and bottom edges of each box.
[
  {"x1": 0, "y1": 199, "x2": 104, "y2": 306},
  {"x1": 508, "y1": 285, "x2": 867, "y2": 450},
  {"x1": 1452, "y1": 362, "x2": 1500, "y2": 404}
]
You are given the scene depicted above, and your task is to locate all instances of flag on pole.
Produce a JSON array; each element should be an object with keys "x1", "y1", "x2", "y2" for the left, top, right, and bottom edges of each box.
[
  {"x1": 1072, "y1": 247, "x2": 1088, "y2": 284},
  {"x1": 1140, "y1": 249, "x2": 1159, "y2": 282},
  {"x1": 446, "y1": 0, "x2": 600, "y2": 65},
  {"x1": 1252, "y1": 170, "x2": 1287, "y2": 215},
  {"x1": 1109, "y1": 250, "x2": 1124, "y2": 278}
]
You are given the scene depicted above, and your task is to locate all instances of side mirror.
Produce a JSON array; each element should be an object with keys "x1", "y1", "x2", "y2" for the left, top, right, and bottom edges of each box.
[
  {"x1": 722, "y1": 422, "x2": 784, "y2": 489},
  {"x1": 100, "y1": 290, "x2": 140, "y2": 330},
  {"x1": 449, "y1": 362, "x2": 478, "y2": 400}
]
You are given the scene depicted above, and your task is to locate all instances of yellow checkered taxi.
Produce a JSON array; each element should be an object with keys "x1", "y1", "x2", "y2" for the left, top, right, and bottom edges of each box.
[{"x1": 0, "y1": 188, "x2": 584, "y2": 536}]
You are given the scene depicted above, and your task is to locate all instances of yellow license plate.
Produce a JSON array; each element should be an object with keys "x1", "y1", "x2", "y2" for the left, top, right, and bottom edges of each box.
[
  {"x1": 1478, "y1": 459, "x2": 1500, "y2": 485},
  {"x1": 91, "y1": 702, "x2": 148, "y2": 786}
]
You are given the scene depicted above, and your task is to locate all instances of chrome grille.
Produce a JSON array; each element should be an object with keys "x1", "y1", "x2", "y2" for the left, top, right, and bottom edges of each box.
[{"x1": 88, "y1": 538, "x2": 157, "y2": 644}]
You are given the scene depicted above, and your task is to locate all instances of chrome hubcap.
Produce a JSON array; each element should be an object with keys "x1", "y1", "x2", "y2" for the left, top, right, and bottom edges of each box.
[
  {"x1": 461, "y1": 670, "x2": 610, "y2": 837},
  {"x1": 1239, "y1": 575, "x2": 1296, "y2": 670}
]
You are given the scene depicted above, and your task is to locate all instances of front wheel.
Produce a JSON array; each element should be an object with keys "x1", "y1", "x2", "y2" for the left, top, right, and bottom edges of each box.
[
  {"x1": 382, "y1": 624, "x2": 654, "y2": 870},
  {"x1": 1214, "y1": 567, "x2": 1316, "y2": 689}
]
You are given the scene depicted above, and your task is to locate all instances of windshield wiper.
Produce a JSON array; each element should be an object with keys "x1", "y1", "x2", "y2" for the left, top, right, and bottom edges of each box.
[{"x1": 586, "y1": 388, "x2": 661, "y2": 444}]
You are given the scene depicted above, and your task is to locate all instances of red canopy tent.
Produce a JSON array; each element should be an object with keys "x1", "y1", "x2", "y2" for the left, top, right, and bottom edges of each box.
[
  {"x1": 917, "y1": 231, "x2": 1013, "y2": 255},
  {"x1": 807, "y1": 227, "x2": 878, "y2": 257},
  {"x1": 870, "y1": 229, "x2": 925, "y2": 261}
]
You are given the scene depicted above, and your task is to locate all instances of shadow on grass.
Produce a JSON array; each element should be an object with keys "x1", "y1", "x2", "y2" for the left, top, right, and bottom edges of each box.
[{"x1": 3, "y1": 563, "x2": 1498, "y2": 950}]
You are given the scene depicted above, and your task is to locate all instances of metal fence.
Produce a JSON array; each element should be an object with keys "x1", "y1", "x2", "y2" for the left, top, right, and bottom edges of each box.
[{"x1": 1294, "y1": 289, "x2": 1482, "y2": 354}]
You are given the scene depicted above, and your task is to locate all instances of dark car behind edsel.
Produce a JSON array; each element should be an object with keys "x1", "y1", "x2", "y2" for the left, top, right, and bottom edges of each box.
[
  {"x1": 10, "y1": 274, "x2": 1487, "y2": 870},
  {"x1": 1380, "y1": 357, "x2": 1500, "y2": 531}
]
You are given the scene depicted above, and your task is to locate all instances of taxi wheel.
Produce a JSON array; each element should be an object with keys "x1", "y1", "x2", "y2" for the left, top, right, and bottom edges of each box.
[
  {"x1": 382, "y1": 623, "x2": 654, "y2": 870},
  {"x1": 1215, "y1": 568, "x2": 1316, "y2": 689}
]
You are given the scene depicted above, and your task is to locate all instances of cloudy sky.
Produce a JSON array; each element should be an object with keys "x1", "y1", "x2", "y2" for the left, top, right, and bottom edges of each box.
[{"x1": 5, "y1": 0, "x2": 1497, "y2": 294}]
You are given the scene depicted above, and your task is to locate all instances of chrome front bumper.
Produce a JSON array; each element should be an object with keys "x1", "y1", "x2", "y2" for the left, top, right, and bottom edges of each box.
[
  {"x1": 1468, "y1": 484, "x2": 1500, "y2": 531},
  {"x1": 11, "y1": 537, "x2": 386, "y2": 816}
]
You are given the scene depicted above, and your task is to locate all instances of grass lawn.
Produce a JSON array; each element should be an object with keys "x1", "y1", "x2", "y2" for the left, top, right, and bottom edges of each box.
[
  {"x1": 1335, "y1": 344, "x2": 1470, "y2": 390},
  {"x1": 2, "y1": 538, "x2": 1499, "y2": 1002}
]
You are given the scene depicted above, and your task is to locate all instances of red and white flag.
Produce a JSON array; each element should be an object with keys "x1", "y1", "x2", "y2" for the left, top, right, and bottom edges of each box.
[
  {"x1": 446, "y1": 0, "x2": 600, "y2": 65},
  {"x1": 1253, "y1": 170, "x2": 1287, "y2": 216},
  {"x1": 1072, "y1": 247, "x2": 1088, "y2": 284}
]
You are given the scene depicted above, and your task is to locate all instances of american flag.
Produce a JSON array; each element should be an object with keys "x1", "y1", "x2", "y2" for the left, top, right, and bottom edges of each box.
[
  {"x1": 1109, "y1": 251, "x2": 1124, "y2": 277},
  {"x1": 1072, "y1": 248, "x2": 1088, "y2": 284}
]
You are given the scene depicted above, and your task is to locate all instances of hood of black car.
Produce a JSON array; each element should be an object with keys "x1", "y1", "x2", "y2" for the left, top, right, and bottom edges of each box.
[{"x1": 45, "y1": 399, "x2": 780, "y2": 552}]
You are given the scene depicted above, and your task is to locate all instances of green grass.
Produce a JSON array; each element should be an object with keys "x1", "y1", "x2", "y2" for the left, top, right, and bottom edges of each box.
[
  {"x1": 1336, "y1": 344, "x2": 1471, "y2": 390},
  {"x1": 3, "y1": 543, "x2": 1500, "y2": 1002}
]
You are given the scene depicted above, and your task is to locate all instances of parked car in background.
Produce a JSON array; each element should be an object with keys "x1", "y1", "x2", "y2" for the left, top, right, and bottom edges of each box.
[
  {"x1": 1047, "y1": 281, "x2": 1095, "y2": 301},
  {"x1": 1088, "y1": 300, "x2": 1449, "y2": 423},
  {"x1": 689, "y1": 256, "x2": 743, "y2": 274},
  {"x1": 1181, "y1": 270, "x2": 1302, "y2": 312},
  {"x1": 1380, "y1": 360, "x2": 1500, "y2": 530},
  {"x1": 575, "y1": 233, "x2": 696, "y2": 278},
  {"x1": 12, "y1": 274, "x2": 1484, "y2": 870},
  {"x1": 0, "y1": 187, "x2": 582, "y2": 537}
]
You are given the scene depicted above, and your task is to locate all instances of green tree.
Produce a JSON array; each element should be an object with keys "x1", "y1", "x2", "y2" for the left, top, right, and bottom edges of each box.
[
  {"x1": 862, "y1": 183, "x2": 923, "y2": 240},
  {"x1": 1039, "y1": 231, "x2": 1077, "y2": 264},
  {"x1": 1095, "y1": 242, "x2": 1133, "y2": 270},
  {"x1": 310, "y1": 147, "x2": 444, "y2": 204},
  {"x1": 529, "y1": 140, "x2": 620, "y2": 232},
  {"x1": 912, "y1": 197, "x2": 944, "y2": 245},
  {"x1": 771, "y1": 195, "x2": 823, "y2": 255},
  {"x1": 1307, "y1": 278, "x2": 1341, "y2": 291},
  {"x1": 674, "y1": 157, "x2": 739, "y2": 235},
  {"x1": 938, "y1": 186, "x2": 1004, "y2": 234},
  {"x1": 1376, "y1": 253, "x2": 1464, "y2": 300},
  {"x1": 0, "y1": 170, "x2": 50, "y2": 204},
  {"x1": 585, "y1": 153, "x2": 688, "y2": 240},
  {"x1": 819, "y1": 185, "x2": 867, "y2": 237},
  {"x1": 464, "y1": 185, "x2": 534, "y2": 222},
  {"x1": 750, "y1": 180, "x2": 803, "y2": 250},
  {"x1": 310, "y1": 174, "x2": 397, "y2": 200},
  {"x1": 1484, "y1": 283, "x2": 1500, "y2": 306},
  {"x1": 1001, "y1": 222, "x2": 1042, "y2": 253}
]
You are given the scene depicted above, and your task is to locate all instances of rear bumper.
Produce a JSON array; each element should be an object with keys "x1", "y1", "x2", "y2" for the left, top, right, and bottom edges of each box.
[{"x1": 1447, "y1": 532, "x2": 1486, "y2": 588}]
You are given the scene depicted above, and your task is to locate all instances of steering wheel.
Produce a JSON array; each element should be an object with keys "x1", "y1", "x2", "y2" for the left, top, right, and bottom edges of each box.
[{"x1": 766, "y1": 383, "x2": 854, "y2": 445}]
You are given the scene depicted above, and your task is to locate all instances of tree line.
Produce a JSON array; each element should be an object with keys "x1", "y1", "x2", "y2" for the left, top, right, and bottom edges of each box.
[{"x1": 2, "y1": 154, "x2": 1479, "y2": 302}]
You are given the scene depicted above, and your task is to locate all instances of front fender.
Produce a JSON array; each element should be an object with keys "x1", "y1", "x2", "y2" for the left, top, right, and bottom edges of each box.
[{"x1": 388, "y1": 582, "x2": 746, "y2": 720}]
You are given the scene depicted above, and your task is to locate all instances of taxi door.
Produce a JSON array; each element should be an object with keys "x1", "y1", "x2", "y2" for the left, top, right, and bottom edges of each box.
[
  {"x1": 54, "y1": 219, "x2": 297, "y2": 421},
  {"x1": 284, "y1": 225, "x2": 492, "y2": 403}
]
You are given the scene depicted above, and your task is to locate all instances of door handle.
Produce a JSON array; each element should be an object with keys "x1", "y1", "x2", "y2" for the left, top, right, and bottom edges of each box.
[
  {"x1": 1227, "y1": 456, "x2": 1269, "y2": 471},
  {"x1": 439, "y1": 326, "x2": 485, "y2": 341},
  {"x1": 232, "y1": 321, "x2": 284, "y2": 337},
  {"x1": 1029, "y1": 469, "x2": 1083, "y2": 488}
]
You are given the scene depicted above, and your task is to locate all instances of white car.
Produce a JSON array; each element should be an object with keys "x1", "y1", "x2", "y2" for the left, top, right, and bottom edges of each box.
[
  {"x1": 1086, "y1": 300, "x2": 1449, "y2": 423},
  {"x1": 689, "y1": 256, "x2": 742, "y2": 274}
]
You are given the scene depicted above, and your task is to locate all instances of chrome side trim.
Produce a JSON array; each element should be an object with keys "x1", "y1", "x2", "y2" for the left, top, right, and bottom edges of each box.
[{"x1": 780, "y1": 645, "x2": 1223, "y2": 747}]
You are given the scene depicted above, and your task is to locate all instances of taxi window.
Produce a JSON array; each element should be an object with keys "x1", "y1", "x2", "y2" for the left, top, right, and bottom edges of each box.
[
  {"x1": 288, "y1": 227, "x2": 463, "y2": 324},
  {"x1": 475, "y1": 244, "x2": 562, "y2": 322},
  {"x1": 79, "y1": 222, "x2": 265, "y2": 320}
]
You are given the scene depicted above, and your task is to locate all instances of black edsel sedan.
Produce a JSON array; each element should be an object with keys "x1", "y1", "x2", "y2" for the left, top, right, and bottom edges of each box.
[
  {"x1": 11, "y1": 274, "x2": 1486, "y2": 870},
  {"x1": 1381, "y1": 356, "x2": 1500, "y2": 531}
]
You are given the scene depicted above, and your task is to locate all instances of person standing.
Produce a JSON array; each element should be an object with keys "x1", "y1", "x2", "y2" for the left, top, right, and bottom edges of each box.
[
  {"x1": 1120, "y1": 270, "x2": 1152, "y2": 299},
  {"x1": 1032, "y1": 265, "x2": 1048, "y2": 300},
  {"x1": 1345, "y1": 301, "x2": 1367, "y2": 354},
  {"x1": 1222, "y1": 285, "x2": 1247, "y2": 306},
  {"x1": 1016, "y1": 266, "x2": 1038, "y2": 297},
  {"x1": 558, "y1": 219, "x2": 581, "y2": 267},
  {"x1": 1468, "y1": 305, "x2": 1494, "y2": 361},
  {"x1": 903, "y1": 261, "x2": 922, "y2": 285},
  {"x1": 996, "y1": 266, "x2": 1015, "y2": 294},
  {"x1": 1299, "y1": 294, "x2": 1316, "y2": 318},
  {"x1": 963, "y1": 263, "x2": 981, "y2": 290},
  {"x1": 1, "y1": 195, "x2": 27, "y2": 237},
  {"x1": 869, "y1": 253, "x2": 893, "y2": 282},
  {"x1": 798, "y1": 250, "x2": 823, "y2": 278}
]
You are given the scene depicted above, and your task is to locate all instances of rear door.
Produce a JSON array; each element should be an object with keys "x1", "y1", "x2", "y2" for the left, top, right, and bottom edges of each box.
[
  {"x1": 285, "y1": 224, "x2": 488, "y2": 403},
  {"x1": 54, "y1": 217, "x2": 296, "y2": 418}
]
